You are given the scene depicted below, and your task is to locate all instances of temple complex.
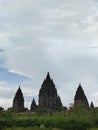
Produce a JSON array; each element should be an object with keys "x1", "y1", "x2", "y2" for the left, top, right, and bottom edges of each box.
[{"x1": 12, "y1": 74, "x2": 92, "y2": 112}]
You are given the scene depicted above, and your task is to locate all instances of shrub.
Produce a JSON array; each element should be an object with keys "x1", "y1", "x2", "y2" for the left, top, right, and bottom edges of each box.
[
  {"x1": 44, "y1": 120, "x2": 54, "y2": 128},
  {"x1": 37, "y1": 107, "x2": 47, "y2": 116},
  {"x1": 13, "y1": 119, "x2": 40, "y2": 127},
  {"x1": 55, "y1": 119, "x2": 92, "y2": 130},
  {"x1": 0, "y1": 120, "x2": 6, "y2": 129}
]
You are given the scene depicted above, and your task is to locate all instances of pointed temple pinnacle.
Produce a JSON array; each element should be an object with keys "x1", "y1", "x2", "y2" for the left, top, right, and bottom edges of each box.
[
  {"x1": 78, "y1": 83, "x2": 83, "y2": 89},
  {"x1": 79, "y1": 83, "x2": 81, "y2": 87},
  {"x1": 46, "y1": 72, "x2": 51, "y2": 80},
  {"x1": 74, "y1": 83, "x2": 89, "y2": 108},
  {"x1": 33, "y1": 98, "x2": 35, "y2": 102}
]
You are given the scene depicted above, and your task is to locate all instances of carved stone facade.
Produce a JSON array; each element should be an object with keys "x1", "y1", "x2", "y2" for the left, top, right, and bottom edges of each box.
[
  {"x1": 74, "y1": 84, "x2": 89, "y2": 108},
  {"x1": 39, "y1": 72, "x2": 62, "y2": 111},
  {"x1": 13, "y1": 87, "x2": 25, "y2": 112}
]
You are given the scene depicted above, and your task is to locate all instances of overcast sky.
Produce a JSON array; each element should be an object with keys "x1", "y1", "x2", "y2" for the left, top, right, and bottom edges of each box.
[{"x1": 0, "y1": 0, "x2": 98, "y2": 109}]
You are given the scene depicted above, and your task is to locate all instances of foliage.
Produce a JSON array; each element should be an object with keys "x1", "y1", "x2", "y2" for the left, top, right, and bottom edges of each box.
[
  {"x1": 36, "y1": 107, "x2": 47, "y2": 115},
  {"x1": 0, "y1": 107, "x2": 98, "y2": 130},
  {"x1": 4, "y1": 127, "x2": 53, "y2": 130}
]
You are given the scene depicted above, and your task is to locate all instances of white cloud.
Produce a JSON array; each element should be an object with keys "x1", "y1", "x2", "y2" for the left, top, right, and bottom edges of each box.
[
  {"x1": 90, "y1": 92, "x2": 98, "y2": 106},
  {"x1": 0, "y1": 0, "x2": 97, "y2": 109},
  {"x1": 0, "y1": 81, "x2": 7, "y2": 85},
  {"x1": 0, "y1": 98, "x2": 12, "y2": 110},
  {"x1": 0, "y1": 87, "x2": 15, "y2": 109}
]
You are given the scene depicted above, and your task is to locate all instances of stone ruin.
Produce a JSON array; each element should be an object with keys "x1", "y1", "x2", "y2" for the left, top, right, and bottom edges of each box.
[
  {"x1": 13, "y1": 87, "x2": 25, "y2": 112},
  {"x1": 30, "y1": 98, "x2": 38, "y2": 112},
  {"x1": 12, "y1": 73, "x2": 92, "y2": 112},
  {"x1": 12, "y1": 72, "x2": 62, "y2": 112},
  {"x1": 38, "y1": 72, "x2": 62, "y2": 111},
  {"x1": 74, "y1": 84, "x2": 89, "y2": 108}
]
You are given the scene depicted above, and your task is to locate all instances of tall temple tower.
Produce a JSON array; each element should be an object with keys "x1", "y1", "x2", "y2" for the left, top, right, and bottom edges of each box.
[
  {"x1": 74, "y1": 84, "x2": 89, "y2": 108},
  {"x1": 39, "y1": 72, "x2": 62, "y2": 111},
  {"x1": 13, "y1": 87, "x2": 25, "y2": 112}
]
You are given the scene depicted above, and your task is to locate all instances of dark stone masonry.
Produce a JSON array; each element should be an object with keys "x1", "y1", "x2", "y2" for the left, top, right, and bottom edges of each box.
[
  {"x1": 30, "y1": 98, "x2": 38, "y2": 111},
  {"x1": 39, "y1": 72, "x2": 62, "y2": 111},
  {"x1": 74, "y1": 84, "x2": 89, "y2": 108},
  {"x1": 90, "y1": 101, "x2": 94, "y2": 108},
  {"x1": 13, "y1": 87, "x2": 25, "y2": 112},
  {"x1": 12, "y1": 73, "x2": 92, "y2": 112}
]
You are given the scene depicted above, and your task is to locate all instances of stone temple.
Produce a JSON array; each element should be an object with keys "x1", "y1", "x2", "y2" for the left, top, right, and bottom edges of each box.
[
  {"x1": 30, "y1": 98, "x2": 38, "y2": 112},
  {"x1": 74, "y1": 84, "x2": 89, "y2": 108},
  {"x1": 38, "y1": 72, "x2": 62, "y2": 111},
  {"x1": 12, "y1": 74, "x2": 91, "y2": 112},
  {"x1": 13, "y1": 87, "x2": 25, "y2": 112}
]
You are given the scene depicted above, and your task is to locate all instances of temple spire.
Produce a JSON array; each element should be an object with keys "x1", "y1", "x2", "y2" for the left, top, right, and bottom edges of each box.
[
  {"x1": 30, "y1": 98, "x2": 37, "y2": 111},
  {"x1": 74, "y1": 84, "x2": 89, "y2": 108},
  {"x1": 39, "y1": 72, "x2": 62, "y2": 111},
  {"x1": 46, "y1": 72, "x2": 51, "y2": 81},
  {"x1": 90, "y1": 101, "x2": 94, "y2": 108},
  {"x1": 13, "y1": 86, "x2": 25, "y2": 112}
]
